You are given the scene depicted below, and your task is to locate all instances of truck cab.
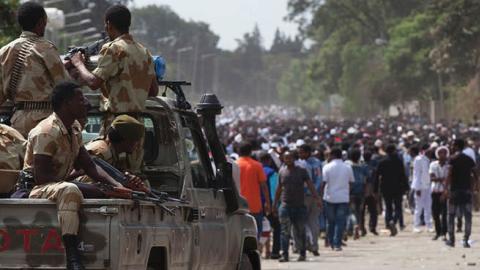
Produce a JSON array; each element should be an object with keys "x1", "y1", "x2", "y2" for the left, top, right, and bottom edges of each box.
[{"x1": 0, "y1": 88, "x2": 260, "y2": 270}]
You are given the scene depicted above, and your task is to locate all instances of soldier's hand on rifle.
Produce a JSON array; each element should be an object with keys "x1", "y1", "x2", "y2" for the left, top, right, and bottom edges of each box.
[
  {"x1": 71, "y1": 51, "x2": 86, "y2": 67},
  {"x1": 63, "y1": 59, "x2": 73, "y2": 69},
  {"x1": 125, "y1": 172, "x2": 149, "y2": 192}
]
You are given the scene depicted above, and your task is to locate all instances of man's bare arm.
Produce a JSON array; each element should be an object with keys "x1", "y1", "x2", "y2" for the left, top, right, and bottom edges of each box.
[
  {"x1": 33, "y1": 155, "x2": 57, "y2": 185},
  {"x1": 260, "y1": 182, "x2": 271, "y2": 214},
  {"x1": 306, "y1": 178, "x2": 322, "y2": 208},
  {"x1": 273, "y1": 183, "x2": 283, "y2": 214},
  {"x1": 76, "y1": 147, "x2": 122, "y2": 187},
  {"x1": 148, "y1": 77, "x2": 159, "y2": 97},
  {"x1": 71, "y1": 52, "x2": 104, "y2": 90}
]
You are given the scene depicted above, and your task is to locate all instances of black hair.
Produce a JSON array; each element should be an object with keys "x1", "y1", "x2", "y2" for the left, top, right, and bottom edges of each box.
[
  {"x1": 17, "y1": 2, "x2": 46, "y2": 31},
  {"x1": 238, "y1": 142, "x2": 252, "y2": 157},
  {"x1": 349, "y1": 149, "x2": 361, "y2": 162},
  {"x1": 331, "y1": 147, "x2": 342, "y2": 159},
  {"x1": 105, "y1": 4, "x2": 131, "y2": 33},
  {"x1": 51, "y1": 81, "x2": 81, "y2": 111},
  {"x1": 363, "y1": 151, "x2": 372, "y2": 162},
  {"x1": 299, "y1": 144, "x2": 312, "y2": 153},
  {"x1": 421, "y1": 143, "x2": 430, "y2": 151},
  {"x1": 453, "y1": 139, "x2": 465, "y2": 150},
  {"x1": 107, "y1": 126, "x2": 124, "y2": 143},
  {"x1": 257, "y1": 151, "x2": 270, "y2": 162},
  {"x1": 386, "y1": 144, "x2": 397, "y2": 155},
  {"x1": 409, "y1": 145, "x2": 420, "y2": 156}
]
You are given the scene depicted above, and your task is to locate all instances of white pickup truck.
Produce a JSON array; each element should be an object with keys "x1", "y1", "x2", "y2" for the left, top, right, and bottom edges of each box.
[{"x1": 0, "y1": 90, "x2": 260, "y2": 270}]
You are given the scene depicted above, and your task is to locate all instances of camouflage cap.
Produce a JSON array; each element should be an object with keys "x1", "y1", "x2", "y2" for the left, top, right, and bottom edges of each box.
[{"x1": 111, "y1": 115, "x2": 144, "y2": 141}]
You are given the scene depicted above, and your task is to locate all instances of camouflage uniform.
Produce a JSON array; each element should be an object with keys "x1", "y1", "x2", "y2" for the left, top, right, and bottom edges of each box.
[
  {"x1": 0, "y1": 31, "x2": 69, "y2": 137},
  {"x1": 0, "y1": 124, "x2": 26, "y2": 193},
  {"x1": 78, "y1": 138, "x2": 125, "y2": 184},
  {"x1": 92, "y1": 34, "x2": 156, "y2": 172},
  {"x1": 80, "y1": 115, "x2": 146, "y2": 185},
  {"x1": 24, "y1": 113, "x2": 84, "y2": 236}
]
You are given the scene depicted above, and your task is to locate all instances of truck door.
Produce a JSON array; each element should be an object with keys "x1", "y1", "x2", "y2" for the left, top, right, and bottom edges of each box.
[{"x1": 180, "y1": 114, "x2": 229, "y2": 269}]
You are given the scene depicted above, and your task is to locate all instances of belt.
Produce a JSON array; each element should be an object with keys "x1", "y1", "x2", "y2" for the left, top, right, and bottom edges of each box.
[{"x1": 15, "y1": 101, "x2": 52, "y2": 111}]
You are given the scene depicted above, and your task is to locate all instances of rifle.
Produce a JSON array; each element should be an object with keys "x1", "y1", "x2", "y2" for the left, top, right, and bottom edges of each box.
[
  {"x1": 91, "y1": 157, "x2": 188, "y2": 213},
  {"x1": 64, "y1": 35, "x2": 110, "y2": 71},
  {"x1": 101, "y1": 185, "x2": 177, "y2": 215}
]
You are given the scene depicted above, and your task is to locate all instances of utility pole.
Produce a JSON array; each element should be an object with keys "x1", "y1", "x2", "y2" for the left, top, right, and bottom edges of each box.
[
  {"x1": 191, "y1": 36, "x2": 200, "y2": 95},
  {"x1": 437, "y1": 72, "x2": 444, "y2": 122},
  {"x1": 200, "y1": 53, "x2": 216, "y2": 92},
  {"x1": 176, "y1": 47, "x2": 193, "y2": 80}
]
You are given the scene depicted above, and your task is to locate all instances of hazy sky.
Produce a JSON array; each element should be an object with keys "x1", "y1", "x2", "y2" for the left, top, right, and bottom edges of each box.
[{"x1": 131, "y1": 0, "x2": 299, "y2": 51}]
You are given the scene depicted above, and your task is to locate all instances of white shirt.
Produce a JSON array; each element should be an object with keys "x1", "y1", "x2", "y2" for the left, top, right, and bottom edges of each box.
[
  {"x1": 429, "y1": 160, "x2": 448, "y2": 193},
  {"x1": 463, "y1": 147, "x2": 476, "y2": 164},
  {"x1": 322, "y1": 159, "x2": 354, "y2": 203},
  {"x1": 411, "y1": 154, "x2": 431, "y2": 190}
]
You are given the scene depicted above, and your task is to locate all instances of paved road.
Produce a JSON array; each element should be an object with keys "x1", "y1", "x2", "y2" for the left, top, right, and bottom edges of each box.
[{"x1": 261, "y1": 212, "x2": 480, "y2": 270}]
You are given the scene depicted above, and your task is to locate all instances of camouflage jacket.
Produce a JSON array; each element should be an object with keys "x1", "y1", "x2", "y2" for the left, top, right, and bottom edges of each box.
[
  {"x1": 0, "y1": 124, "x2": 26, "y2": 170},
  {"x1": 92, "y1": 34, "x2": 155, "y2": 113},
  {"x1": 85, "y1": 138, "x2": 129, "y2": 170},
  {"x1": 0, "y1": 124, "x2": 25, "y2": 192},
  {"x1": 0, "y1": 31, "x2": 69, "y2": 104},
  {"x1": 23, "y1": 113, "x2": 82, "y2": 182}
]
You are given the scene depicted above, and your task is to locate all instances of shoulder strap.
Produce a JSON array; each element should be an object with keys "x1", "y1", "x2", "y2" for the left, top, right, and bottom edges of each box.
[{"x1": 7, "y1": 37, "x2": 39, "y2": 101}]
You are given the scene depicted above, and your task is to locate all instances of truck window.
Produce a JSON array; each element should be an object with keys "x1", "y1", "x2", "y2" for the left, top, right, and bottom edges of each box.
[
  {"x1": 183, "y1": 127, "x2": 210, "y2": 188},
  {"x1": 82, "y1": 114, "x2": 161, "y2": 164},
  {"x1": 180, "y1": 115, "x2": 215, "y2": 188}
]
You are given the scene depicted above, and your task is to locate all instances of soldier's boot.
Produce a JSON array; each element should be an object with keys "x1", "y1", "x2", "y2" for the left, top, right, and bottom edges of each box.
[{"x1": 63, "y1": 234, "x2": 85, "y2": 270}]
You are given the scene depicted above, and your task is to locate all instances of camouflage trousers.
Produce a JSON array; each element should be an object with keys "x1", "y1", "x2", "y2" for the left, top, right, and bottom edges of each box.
[
  {"x1": 29, "y1": 181, "x2": 84, "y2": 236},
  {"x1": 100, "y1": 113, "x2": 144, "y2": 173},
  {"x1": 11, "y1": 110, "x2": 51, "y2": 138}
]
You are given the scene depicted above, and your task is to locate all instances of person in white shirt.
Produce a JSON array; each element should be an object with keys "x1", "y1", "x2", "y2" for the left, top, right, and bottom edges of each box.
[
  {"x1": 411, "y1": 144, "x2": 433, "y2": 232},
  {"x1": 429, "y1": 146, "x2": 449, "y2": 240},
  {"x1": 321, "y1": 148, "x2": 354, "y2": 251},
  {"x1": 463, "y1": 146, "x2": 476, "y2": 164}
]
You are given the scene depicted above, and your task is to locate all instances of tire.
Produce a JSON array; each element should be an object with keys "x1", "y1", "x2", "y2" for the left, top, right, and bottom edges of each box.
[{"x1": 238, "y1": 253, "x2": 253, "y2": 270}]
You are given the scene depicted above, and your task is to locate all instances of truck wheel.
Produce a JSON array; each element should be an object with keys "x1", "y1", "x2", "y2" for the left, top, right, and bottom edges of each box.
[{"x1": 239, "y1": 253, "x2": 253, "y2": 270}]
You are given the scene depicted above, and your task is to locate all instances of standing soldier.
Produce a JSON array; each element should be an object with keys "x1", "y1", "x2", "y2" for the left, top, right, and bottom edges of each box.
[
  {"x1": 70, "y1": 4, "x2": 158, "y2": 172},
  {"x1": 0, "y1": 2, "x2": 69, "y2": 136}
]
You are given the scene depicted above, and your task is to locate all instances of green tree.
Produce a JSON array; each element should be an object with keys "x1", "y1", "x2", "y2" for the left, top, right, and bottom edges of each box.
[
  {"x1": 284, "y1": 0, "x2": 433, "y2": 114},
  {"x1": 0, "y1": 0, "x2": 20, "y2": 46}
]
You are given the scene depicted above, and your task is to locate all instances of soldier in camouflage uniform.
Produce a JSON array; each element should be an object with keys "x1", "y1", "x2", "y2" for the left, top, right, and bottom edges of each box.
[
  {"x1": 0, "y1": 2, "x2": 69, "y2": 137},
  {"x1": 79, "y1": 115, "x2": 146, "y2": 185},
  {"x1": 0, "y1": 124, "x2": 26, "y2": 196},
  {"x1": 71, "y1": 4, "x2": 158, "y2": 173},
  {"x1": 24, "y1": 81, "x2": 126, "y2": 270}
]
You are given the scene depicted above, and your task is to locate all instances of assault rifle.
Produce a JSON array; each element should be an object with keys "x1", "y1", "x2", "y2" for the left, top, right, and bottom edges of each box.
[
  {"x1": 101, "y1": 185, "x2": 178, "y2": 215},
  {"x1": 64, "y1": 35, "x2": 110, "y2": 71},
  {"x1": 91, "y1": 157, "x2": 188, "y2": 215}
]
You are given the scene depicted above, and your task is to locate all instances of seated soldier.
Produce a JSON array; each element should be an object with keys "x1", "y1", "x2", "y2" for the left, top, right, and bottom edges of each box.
[
  {"x1": 78, "y1": 114, "x2": 147, "y2": 186},
  {"x1": 0, "y1": 124, "x2": 26, "y2": 197},
  {"x1": 24, "y1": 81, "x2": 127, "y2": 270}
]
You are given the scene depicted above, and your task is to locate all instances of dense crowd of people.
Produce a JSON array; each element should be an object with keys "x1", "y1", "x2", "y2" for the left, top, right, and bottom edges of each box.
[{"x1": 221, "y1": 105, "x2": 480, "y2": 262}]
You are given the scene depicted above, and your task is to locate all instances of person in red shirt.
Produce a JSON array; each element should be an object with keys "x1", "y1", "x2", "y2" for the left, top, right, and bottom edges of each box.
[{"x1": 236, "y1": 142, "x2": 271, "y2": 239}]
